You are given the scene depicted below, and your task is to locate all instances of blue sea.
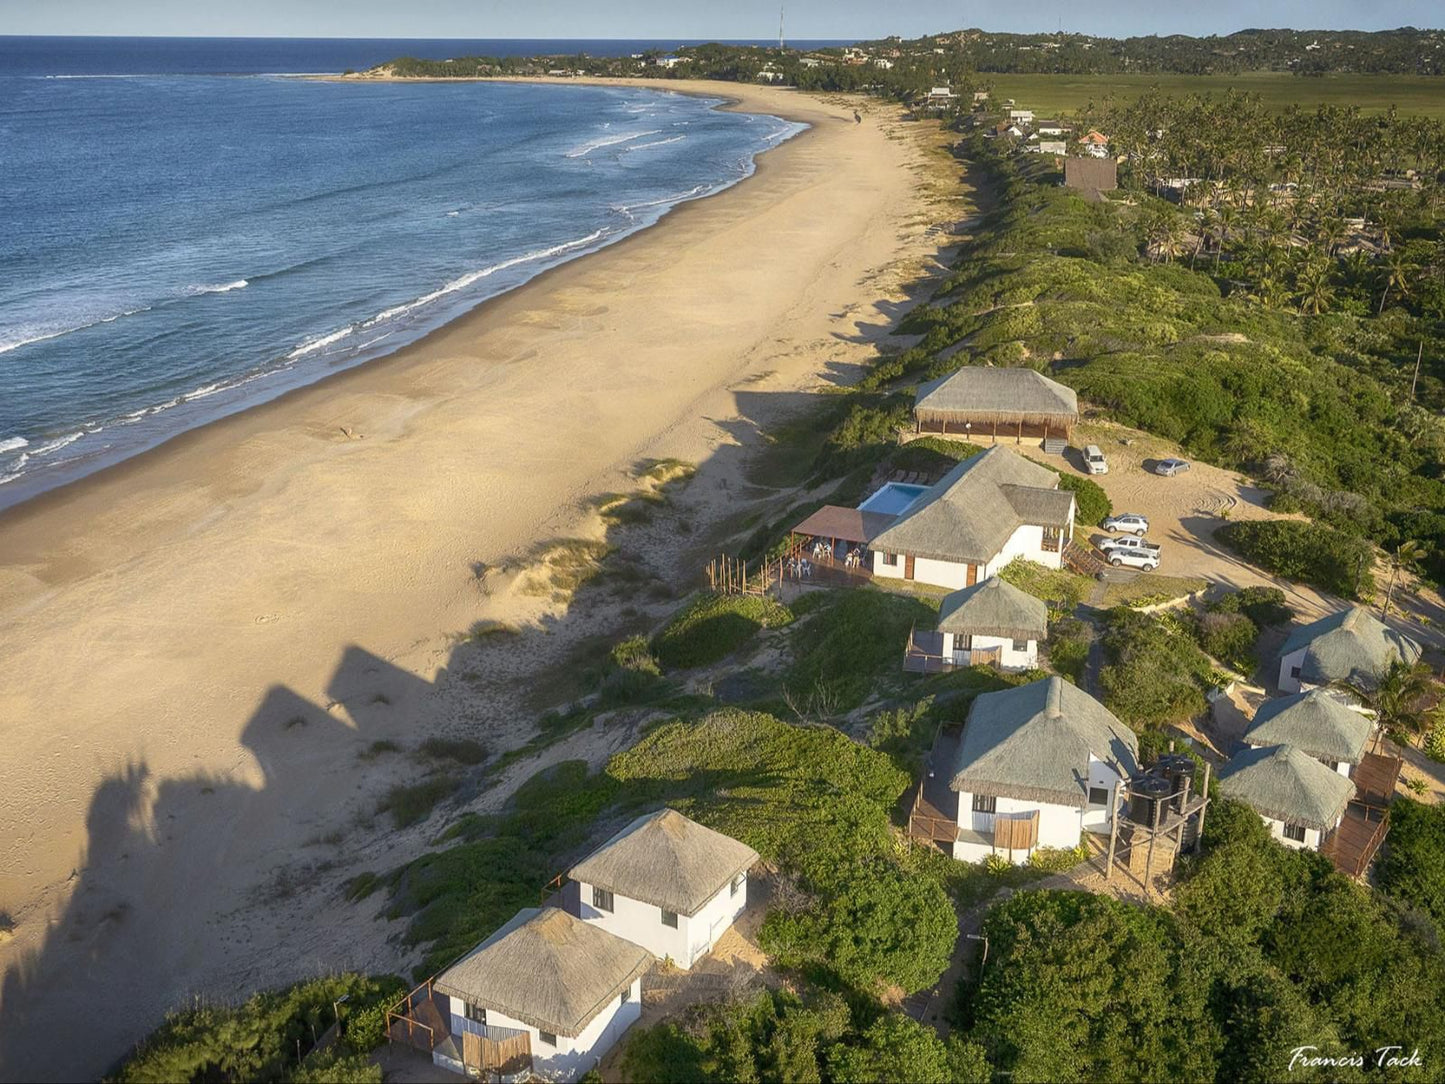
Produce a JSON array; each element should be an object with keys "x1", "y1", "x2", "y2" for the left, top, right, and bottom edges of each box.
[{"x1": 0, "y1": 37, "x2": 828, "y2": 508}]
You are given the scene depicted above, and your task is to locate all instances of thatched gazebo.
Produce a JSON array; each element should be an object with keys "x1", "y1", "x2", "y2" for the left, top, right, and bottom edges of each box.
[{"x1": 913, "y1": 367, "x2": 1078, "y2": 445}]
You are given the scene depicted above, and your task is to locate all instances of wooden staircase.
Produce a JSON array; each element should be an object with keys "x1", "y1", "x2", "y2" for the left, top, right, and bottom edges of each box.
[{"x1": 1064, "y1": 540, "x2": 1107, "y2": 576}]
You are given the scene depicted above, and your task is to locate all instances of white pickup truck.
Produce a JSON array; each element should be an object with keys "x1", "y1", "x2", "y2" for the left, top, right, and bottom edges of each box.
[{"x1": 1099, "y1": 535, "x2": 1161, "y2": 570}]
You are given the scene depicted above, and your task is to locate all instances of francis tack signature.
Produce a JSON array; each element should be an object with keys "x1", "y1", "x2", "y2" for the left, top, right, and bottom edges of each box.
[{"x1": 1289, "y1": 1046, "x2": 1424, "y2": 1072}]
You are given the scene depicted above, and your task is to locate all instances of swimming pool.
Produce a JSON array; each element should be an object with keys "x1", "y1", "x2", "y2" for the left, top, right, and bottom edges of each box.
[{"x1": 858, "y1": 482, "x2": 929, "y2": 516}]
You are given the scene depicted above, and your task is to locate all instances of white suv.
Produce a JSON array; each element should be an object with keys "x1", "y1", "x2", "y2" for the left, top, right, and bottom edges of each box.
[
  {"x1": 1103, "y1": 513, "x2": 1149, "y2": 535},
  {"x1": 1083, "y1": 445, "x2": 1109, "y2": 475}
]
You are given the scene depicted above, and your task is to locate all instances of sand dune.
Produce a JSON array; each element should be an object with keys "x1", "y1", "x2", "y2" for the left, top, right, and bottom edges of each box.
[{"x1": 0, "y1": 82, "x2": 949, "y2": 1078}]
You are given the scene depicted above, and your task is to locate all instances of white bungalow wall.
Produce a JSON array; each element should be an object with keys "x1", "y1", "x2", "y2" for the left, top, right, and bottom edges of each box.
[
  {"x1": 952, "y1": 755, "x2": 1123, "y2": 866},
  {"x1": 1277, "y1": 647, "x2": 1307, "y2": 693},
  {"x1": 940, "y1": 631, "x2": 1037, "y2": 671},
  {"x1": 574, "y1": 875, "x2": 747, "y2": 969},
  {"x1": 1258, "y1": 814, "x2": 1329, "y2": 852},
  {"x1": 871, "y1": 520, "x2": 1071, "y2": 588},
  {"x1": 438, "y1": 982, "x2": 642, "y2": 1083}
]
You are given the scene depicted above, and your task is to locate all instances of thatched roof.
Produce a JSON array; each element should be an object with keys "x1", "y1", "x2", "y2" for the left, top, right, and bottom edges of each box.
[
  {"x1": 937, "y1": 576, "x2": 1048, "y2": 641},
  {"x1": 568, "y1": 809, "x2": 759, "y2": 917},
  {"x1": 791, "y1": 505, "x2": 896, "y2": 544},
  {"x1": 1279, "y1": 607, "x2": 1421, "y2": 690},
  {"x1": 871, "y1": 446, "x2": 1074, "y2": 564},
  {"x1": 914, "y1": 367, "x2": 1078, "y2": 427},
  {"x1": 1218, "y1": 744, "x2": 1355, "y2": 831},
  {"x1": 949, "y1": 676, "x2": 1139, "y2": 806},
  {"x1": 1246, "y1": 690, "x2": 1373, "y2": 766},
  {"x1": 434, "y1": 908, "x2": 652, "y2": 1038}
]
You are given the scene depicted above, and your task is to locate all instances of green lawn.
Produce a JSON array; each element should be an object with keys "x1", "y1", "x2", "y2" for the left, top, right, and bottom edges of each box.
[{"x1": 984, "y1": 72, "x2": 1445, "y2": 119}]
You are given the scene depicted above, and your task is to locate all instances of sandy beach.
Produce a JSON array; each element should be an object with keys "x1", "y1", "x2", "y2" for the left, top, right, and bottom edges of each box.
[{"x1": 0, "y1": 80, "x2": 955, "y2": 1078}]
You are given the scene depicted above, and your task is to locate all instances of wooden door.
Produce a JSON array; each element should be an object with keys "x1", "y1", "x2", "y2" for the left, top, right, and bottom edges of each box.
[
  {"x1": 904, "y1": 555, "x2": 915, "y2": 580},
  {"x1": 966, "y1": 562, "x2": 978, "y2": 586}
]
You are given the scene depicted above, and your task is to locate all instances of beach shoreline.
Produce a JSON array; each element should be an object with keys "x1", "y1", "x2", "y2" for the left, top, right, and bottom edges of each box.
[
  {"x1": 0, "y1": 77, "x2": 807, "y2": 515},
  {"x1": 0, "y1": 79, "x2": 957, "y2": 1078}
]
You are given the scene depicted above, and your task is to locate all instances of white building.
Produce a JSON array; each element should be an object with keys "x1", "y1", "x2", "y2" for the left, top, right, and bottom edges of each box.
[
  {"x1": 1244, "y1": 688, "x2": 1374, "y2": 777},
  {"x1": 942, "y1": 676, "x2": 1139, "y2": 864},
  {"x1": 870, "y1": 445, "x2": 1075, "y2": 589},
  {"x1": 431, "y1": 907, "x2": 650, "y2": 1082},
  {"x1": 907, "y1": 574, "x2": 1048, "y2": 672},
  {"x1": 1008, "y1": 109, "x2": 1035, "y2": 125},
  {"x1": 1276, "y1": 606, "x2": 1421, "y2": 694},
  {"x1": 1218, "y1": 743, "x2": 1354, "y2": 851},
  {"x1": 569, "y1": 809, "x2": 758, "y2": 969}
]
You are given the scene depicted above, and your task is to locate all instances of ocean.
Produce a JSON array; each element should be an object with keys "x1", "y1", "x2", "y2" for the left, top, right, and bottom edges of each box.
[{"x1": 0, "y1": 37, "x2": 826, "y2": 508}]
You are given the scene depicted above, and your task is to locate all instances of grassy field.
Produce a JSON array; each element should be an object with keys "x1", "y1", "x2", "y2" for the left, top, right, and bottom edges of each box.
[{"x1": 984, "y1": 72, "x2": 1445, "y2": 118}]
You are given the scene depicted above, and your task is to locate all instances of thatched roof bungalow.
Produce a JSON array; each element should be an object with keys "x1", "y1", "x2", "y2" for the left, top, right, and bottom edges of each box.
[
  {"x1": 569, "y1": 809, "x2": 758, "y2": 970},
  {"x1": 431, "y1": 907, "x2": 650, "y2": 1080},
  {"x1": 1218, "y1": 744, "x2": 1355, "y2": 849},
  {"x1": 913, "y1": 366, "x2": 1079, "y2": 443},
  {"x1": 1245, "y1": 689, "x2": 1373, "y2": 771},
  {"x1": 1276, "y1": 606, "x2": 1421, "y2": 694},
  {"x1": 939, "y1": 676, "x2": 1138, "y2": 864}
]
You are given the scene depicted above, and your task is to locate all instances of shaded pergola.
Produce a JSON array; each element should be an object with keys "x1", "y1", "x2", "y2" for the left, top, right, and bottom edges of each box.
[{"x1": 913, "y1": 367, "x2": 1078, "y2": 445}]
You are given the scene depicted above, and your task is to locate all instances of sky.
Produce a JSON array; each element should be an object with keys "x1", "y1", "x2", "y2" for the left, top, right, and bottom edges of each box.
[{"x1": 1, "y1": 0, "x2": 1438, "y2": 41}]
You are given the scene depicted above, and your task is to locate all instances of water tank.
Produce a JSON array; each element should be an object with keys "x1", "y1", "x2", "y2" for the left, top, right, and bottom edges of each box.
[
  {"x1": 1153, "y1": 754, "x2": 1195, "y2": 811},
  {"x1": 1127, "y1": 775, "x2": 1173, "y2": 828}
]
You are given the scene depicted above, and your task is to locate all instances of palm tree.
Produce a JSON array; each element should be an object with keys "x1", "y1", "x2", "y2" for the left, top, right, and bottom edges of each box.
[
  {"x1": 1295, "y1": 259, "x2": 1335, "y2": 315},
  {"x1": 1383, "y1": 539, "x2": 1427, "y2": 617},
  {"x1": 1339, "y1": 660, "x2": 1439, "y2": 747},
  {"x1": 1378, "y1": 251, "x2": 1412, "y2": 314}
]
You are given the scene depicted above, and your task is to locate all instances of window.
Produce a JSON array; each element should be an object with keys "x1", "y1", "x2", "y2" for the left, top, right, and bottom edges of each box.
[
  {"x1": 463, "y1": 1002, "x2": 487, "y2": 1025},
  {"x1": 1290, "y1": 666, "x2": 1302, "y2": 679},
  {"x1": 972, "y1": 794, "x2": 996, "y2": 814},
  {"x1": 880, "y1": 552, "x2": 899, "y2": 567},
  {"x1": 591, "y1": 886, "x2": 614, "y2": 913},
  {"x1": 1088, "y1": 786, "x2": 1110, "y2": 807},
  {"x1": 661, "y1": 909, "x2": 679, "y2": 928},
  {"x1": 620, "y1": 984, "x2": 632, "y2": 1005},
  {"x1": 730, "y1": 874, "x2": 744, "y2": 898},
  {"x1": 1283, "y1": 824, "x2": 1307, "y2": 843},
  {"x1": 538, "y1": 1031, "x2": 557, "y2": 1048},
  {"x1": 1013, "y1": 638, "x2": 1029, "y2": 652}
]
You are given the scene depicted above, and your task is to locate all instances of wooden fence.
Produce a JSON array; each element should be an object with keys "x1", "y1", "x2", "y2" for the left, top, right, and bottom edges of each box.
[
  {"x1": 993, "y1": 810, "x2": 1040, "y2": 852},
  {"x1": 706, "y1": 553, "x2": 785, "y2": 596}
]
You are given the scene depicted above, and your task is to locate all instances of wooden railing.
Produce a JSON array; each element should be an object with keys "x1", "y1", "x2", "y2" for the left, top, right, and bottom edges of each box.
[{"x1": 385, "y1": 978, "x2": 439, "y2": 1052}]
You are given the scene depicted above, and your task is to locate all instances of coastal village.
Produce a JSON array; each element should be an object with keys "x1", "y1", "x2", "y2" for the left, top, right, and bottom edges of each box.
[
  {"x1": 7, "y1": 24, "x2": 1445, "y2": 1084},
  {"x1": 380, "y1": 365, "x2": 1436, "y2": 1081}
]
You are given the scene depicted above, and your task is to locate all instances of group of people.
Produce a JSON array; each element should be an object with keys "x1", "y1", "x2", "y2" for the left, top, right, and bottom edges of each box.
[{"x1": 800, "y1": 539, "x2": 867, "y2": 572}]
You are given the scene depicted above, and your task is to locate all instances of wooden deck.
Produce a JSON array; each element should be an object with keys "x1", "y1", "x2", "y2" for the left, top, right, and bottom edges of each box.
[
  {"x1": 1321, "y1": 805, "x2": 1390, "y2": 879},
  {"x1": 908, "y1": 726, "x2": 962, "y2": 848},
  {"x1": 1353, "y1": 751, "x2": 1402, "y2": 809}
]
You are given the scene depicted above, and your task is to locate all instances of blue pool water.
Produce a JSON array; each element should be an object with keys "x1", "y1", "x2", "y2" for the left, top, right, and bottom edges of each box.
[
  {"x1": 0, "y1": 37, "x2": 816, "y2": 508},
  {"x1": 858, "y1": 482, "x2": 930, "y2": 516}
]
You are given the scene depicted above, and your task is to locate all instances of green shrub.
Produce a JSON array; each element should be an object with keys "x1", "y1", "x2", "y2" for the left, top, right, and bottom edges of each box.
[
  {"x1": 996, "y1": 557, "x2": 1090, "y2": 613},
  {"x1": 1046, "y1": 616, "x2": 1092, "y2": 684},
  {"x1": 1188, "y1": 609, "x2": 1259, "y2": 674},
  {"x1": 1097, "y1": 608, "x2": 1218, "y2": 727},
  {"x1": 652, "y1": 592, "x2": 794, "y2": 669},
  {"x1": 376, "y1": 776, "x2": 457, "y2": 828},
  {"x1": 1055, "y1": 472, "x2": 1112, "y2": 526},
  {"x1": 416, "y1": 737, "x2": 488, "y2": 765},
  {"x1": 597, "y1": 634, "x2": 669, "y2": 705},
  {"x1": 1376, "y1": 798, "x2": 1445, "y2": 926},
  {"x1": 1207, "y1": 585, "x2": 1291, "y2": 627},
  {"x1": 1217, "y1": 520, "x2": 1375, "y2": 599},
  {"x1": 760, "y1": 863, "x2": 957, "y2": 992},
  {"x1": 784, "y1": 590, "x2": 934, "y2": 712},
  {"x1": 114, "y1": 974, "x2": 404, "y2": 1083}
]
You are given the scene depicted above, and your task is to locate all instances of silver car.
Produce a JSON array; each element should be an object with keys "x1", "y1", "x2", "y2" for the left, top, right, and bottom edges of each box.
[
  {"x1": 1103, "y1": 513, "x2": 1150, "y2": 535},
  {"x1": 1155, "y1": 458, "x2": 1191, "y2": 477}
]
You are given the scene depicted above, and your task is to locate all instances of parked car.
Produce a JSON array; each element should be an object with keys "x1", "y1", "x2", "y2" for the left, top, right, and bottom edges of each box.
[
  {"x1": 1155, "y1": 458, "x2": 1191, "y2": 476},
  {"x1": 1099, "y1": 535, "x2": 1161, "y2": 558},
  {"x1": 1107, "y1": 548, "x2": 1160, "y2": 571},
  {"x1": 1083, "y1": 444, "x2": 1109, "y2": 475},
  {"x1": 1102, "y1": 513, "x2": 1150, "y2": 535}
]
